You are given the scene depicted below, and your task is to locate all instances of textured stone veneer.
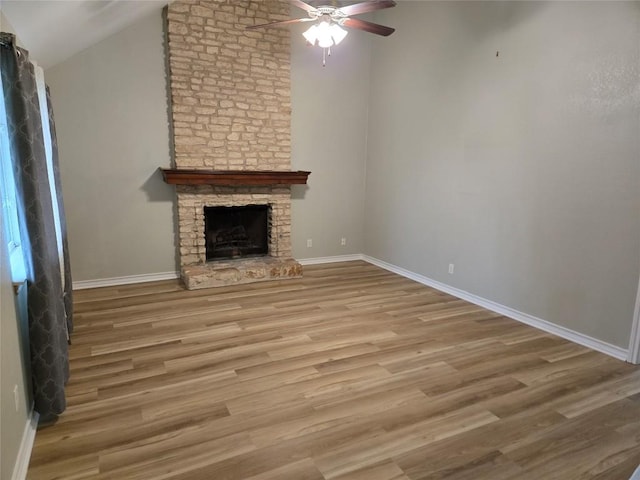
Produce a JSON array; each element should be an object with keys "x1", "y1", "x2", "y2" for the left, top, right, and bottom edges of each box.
[
  {"x1": 166, "y1": 0, "x2": 291, "y2": 170},
  {"x1": 165, "y1": 0, "x2": 300, "y2": 289},
  {"x1": 176, "y1": 185, "x2": 292, "y2": 266}
]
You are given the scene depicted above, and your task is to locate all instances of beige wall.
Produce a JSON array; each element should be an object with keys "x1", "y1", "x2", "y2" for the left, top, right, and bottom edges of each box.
[
  {"x1": 364, "y1": 1, "x2": 640, "y2": 348},
  {"x1": 0, "y1": 10, "x2": 32, "y2": 479},
  {"x1": 0, "y1": 226, "x2": 31, "y2": 480},
  {"x1": 290, "y1": 23, "x2": 370, "y2": 258},
  {"x1": 42, "y1": 2, "x2": 640, "y2": 350},
  {"x1": 46, "y1": 9, "x2": 176, "y2": 282}
]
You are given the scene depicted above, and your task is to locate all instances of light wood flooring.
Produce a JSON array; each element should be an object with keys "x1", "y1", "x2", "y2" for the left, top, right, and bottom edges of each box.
[{"x1": 28, "y1": 261, "x2": 640, "y2": 479}]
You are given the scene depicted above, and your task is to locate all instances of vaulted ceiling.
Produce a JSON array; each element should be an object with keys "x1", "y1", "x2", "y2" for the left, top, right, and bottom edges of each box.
[{"x1": 1, "y1": 0, "x2": 168, "y2": 69}]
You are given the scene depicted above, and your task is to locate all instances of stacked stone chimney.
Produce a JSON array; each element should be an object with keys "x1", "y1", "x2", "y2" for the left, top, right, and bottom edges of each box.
[{"x1": 165, "y1": 0, "x2": 302, "y2": 289}]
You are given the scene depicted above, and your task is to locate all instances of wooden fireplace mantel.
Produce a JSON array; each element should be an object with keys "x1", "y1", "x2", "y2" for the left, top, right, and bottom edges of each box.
[{"x1": 161, "y1": 169, "x2": 310, "y2": 186}]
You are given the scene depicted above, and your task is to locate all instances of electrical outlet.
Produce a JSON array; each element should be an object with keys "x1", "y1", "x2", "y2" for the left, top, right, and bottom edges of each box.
[
  {"x1": 341, "y1": 237, "x2": 347, "y2": 246},
  {"x1": 13, "y1": 385, "x2": 19, "y2": 412},
  {"x1": 307, "y1": 239, "x2": 313, "y2": 248},
  {"x1": 448, "y1": 263, "x2": 455, "y2": 274}
]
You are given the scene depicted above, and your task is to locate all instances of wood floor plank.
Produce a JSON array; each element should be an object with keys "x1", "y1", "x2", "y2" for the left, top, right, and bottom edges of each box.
[
  {"x1": 394, "y1": 406, "x2": 564, "y2": 479},
  {"x1": 27, "y1": 453, "x2": 99, "y2": 480},
  {"x1": 314, "y1": 406, "x2": 500, "y2": 479},
  {"x1": 330, "y1": 460, "x2": 409, "y2": 480},
  {"x1": 27, "y1": 261, "x2": 640, "y2": 480},
  {"x1": 241, "y1": 459, "x2": 325, "y2": 480}
]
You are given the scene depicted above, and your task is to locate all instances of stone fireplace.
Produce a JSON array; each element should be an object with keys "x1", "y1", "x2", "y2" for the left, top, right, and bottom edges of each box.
[
  {"x1": 169, "y1": 182, "x2": 303, "y2": 289},
  {"x1": 163, "y1": 0, "x2": 307, "y2": 289}
]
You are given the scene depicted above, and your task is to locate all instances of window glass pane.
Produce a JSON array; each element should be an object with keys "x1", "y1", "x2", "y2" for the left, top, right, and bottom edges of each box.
[{"x1": 0, "y1": 73, "x2": 27, "y2": 282}]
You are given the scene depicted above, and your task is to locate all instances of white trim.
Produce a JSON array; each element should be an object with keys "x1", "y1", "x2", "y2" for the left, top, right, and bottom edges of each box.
[
  {"x1": 627, "y1": 274, "x2": 640, "y2": 364},
  {"x1": 71, "y1": 258, "x2": 369, "y2": 290},
  {"x1": 67, "y1": 256, "x2": 631, "y2": 362},
  {"x1": 11, "y1": 411, "x2": 39, "y2": 480},
  {"x1": 71, "y1": 258, "x2": 366, "y2": 289},
  {"x1": 362, "y1": 255, "x2": 629, "y2": 362},
  {"x1": 298, "y1": 254, "x2": 364, "y2": 266},
  {"x1": 72, "y1": 271, "x2": 179, "y2": 290}
]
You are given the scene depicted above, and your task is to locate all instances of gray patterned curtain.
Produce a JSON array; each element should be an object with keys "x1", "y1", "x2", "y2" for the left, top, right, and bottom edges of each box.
[
  {"x1": 1, "y1": 33, "x2": 70, "y2": 422},
  {"x1": 46, "y1": 86, "x2": 73, "y2": 335}
]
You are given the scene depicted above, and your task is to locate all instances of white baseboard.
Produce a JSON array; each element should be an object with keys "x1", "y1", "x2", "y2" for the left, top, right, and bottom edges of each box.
[
  {"x1": 71, "y1": 257, "x2": 368, "y2": 289},
  {"x1": 628, "y1": 277, "x2": 640, "y2": 364},
  {"x1": 298, "y1": 254, "x2": 364, "y2": 266},
  {"x1": 12, "y1": 411, "x2": 39, "y2": 480},
  {"x1": 68, "y1": 256, "x2": 628, "y2": 361},
  {"x1": 70, "y1": 256, "x2": 366, "y2": 289},
  {"x1": 72, "y1": 271, "x2": 179, "y2": 290},
  {"x1": 71, "y1": 257, "x2": 368, "y2": 290},
  {"x1": 362, "y1": 255, "x2": 629, "y2": 362}
]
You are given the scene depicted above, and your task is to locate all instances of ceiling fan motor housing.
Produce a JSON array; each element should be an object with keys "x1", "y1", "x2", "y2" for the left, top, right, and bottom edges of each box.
[{"x1": 307, "y1": 5, "x2": 348, "y2": 22}]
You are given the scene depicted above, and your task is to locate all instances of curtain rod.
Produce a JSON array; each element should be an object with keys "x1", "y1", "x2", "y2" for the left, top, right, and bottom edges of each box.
[{"x1": 0, "y1": 36, "x2": 23, "y2": 56}]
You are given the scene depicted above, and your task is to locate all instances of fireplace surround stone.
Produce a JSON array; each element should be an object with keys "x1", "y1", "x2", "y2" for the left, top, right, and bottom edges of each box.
[{"x1": 175, "y1": 185, "x2": 301, "y2": 289}]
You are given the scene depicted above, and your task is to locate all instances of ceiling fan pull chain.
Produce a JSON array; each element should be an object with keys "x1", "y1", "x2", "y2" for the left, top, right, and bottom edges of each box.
[{"x1": 323, "y1": 47, "x2": 326, "y2": 67}]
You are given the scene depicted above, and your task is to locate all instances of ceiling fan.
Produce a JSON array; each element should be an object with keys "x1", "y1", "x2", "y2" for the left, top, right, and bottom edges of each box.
[{"x1": 247, "y1": 0, "x2": 397, "y2": 65}]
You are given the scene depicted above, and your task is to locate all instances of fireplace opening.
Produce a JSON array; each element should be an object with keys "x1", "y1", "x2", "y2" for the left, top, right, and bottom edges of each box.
[{"x1": 204, "y1": 205, "x2": 269, "y2": 261}]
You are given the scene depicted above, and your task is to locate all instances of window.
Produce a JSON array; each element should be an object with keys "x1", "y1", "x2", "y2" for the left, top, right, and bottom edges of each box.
[
  {"x1": 0, "y1": 72, "x2": 26, "y2": 282},
  {"x1": 0, "y1": 61, "x2": 65, "y2": 284}
]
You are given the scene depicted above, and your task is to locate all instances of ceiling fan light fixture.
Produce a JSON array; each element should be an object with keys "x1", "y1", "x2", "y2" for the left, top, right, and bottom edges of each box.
[
  {"x1": 303, "y1": 21, "x2": 348, "y2": 48},
  {"x1": 330, "y1": 23, "x2": 348, "y2": 45},
  {"x1": 248, "y1": 0, "x2": 396, "y2": 65},
  {"x1": 316, "y1": 21, "x2": 334, "y2": 48},
  {"x1": 302, "y1": 24, "x2": 318, "y2": 44}
]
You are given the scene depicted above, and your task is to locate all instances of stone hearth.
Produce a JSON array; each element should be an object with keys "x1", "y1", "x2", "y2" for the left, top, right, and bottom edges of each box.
[{"x1": 183, "y1": 257, "x2": 302, "y2": 289}]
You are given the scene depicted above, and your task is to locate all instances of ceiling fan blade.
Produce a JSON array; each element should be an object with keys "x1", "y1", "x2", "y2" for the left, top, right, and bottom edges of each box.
[
  {"x1": 291, "y1": 0, "x2": 317, "y2": 13},
  {"x1": 342, "y1": 17, "x2": 395, "y2": 36},
  {"x1": 246, "y1": 17, "x2": 314, "y2": 30},
  {"x1": 338, "y1": 0, "x2": 396, "y2": 16}
]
